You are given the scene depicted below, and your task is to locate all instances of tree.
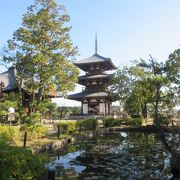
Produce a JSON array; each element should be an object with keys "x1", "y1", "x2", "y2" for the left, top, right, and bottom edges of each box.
[
  {"x1": 138, "y1": 57, "x2": 170, "y2": 125},
  {"x1": 111, "y1": 62, "x2": 155, "y2": 118},
  {"x1": 0, "y1": 93, "x2": 25, "y2": 124},
  {"x1": 2, "y1": 0, "x2": 79, "y2": 115},
  {"x1": 110, "y1": 67, "x2": 132, "y2": 107},
  {"x1": 167, "y1": 48, "x2": 180, "y2": 85},
  {"x1": 127, "y1": 62, "x2": 157, "y2": 118},
  {"x1": 111, "y1": 57, "x2": 176, "y2": 124},
  {"x1": 166, "y1": 48, "x2": 180, "y2": 102}
]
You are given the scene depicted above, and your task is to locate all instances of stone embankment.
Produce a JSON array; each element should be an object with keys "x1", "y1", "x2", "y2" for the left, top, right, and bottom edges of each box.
[
  {"x1": 32, "y1": 130, "x2": 103, "y2": 154},
  {"x1": 32, "y1": 137, "x2": 75, "y2": 154}
]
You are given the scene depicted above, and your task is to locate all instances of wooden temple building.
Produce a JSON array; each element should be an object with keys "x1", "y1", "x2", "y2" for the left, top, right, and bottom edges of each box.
[
  {"x1": 0, "y1": 66, "x2": 36, "y2": 113},
  {"x1": 0, "y1": 66, "x2": 59, "y2": 112},
  {"x1": 68, "y1": 37, "x2": 116, "y2": 115}
]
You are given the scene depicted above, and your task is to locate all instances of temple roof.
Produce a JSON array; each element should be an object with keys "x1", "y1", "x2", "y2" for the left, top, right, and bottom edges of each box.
[
  {"x1": 74, "y1": 53, "x2": 117, "y2": 72},
  {"x1": 0, "y1": 66, "x2": 17, "y2": 92},
  {"x1": 78, "y1": 73, "x2": 114, "y2": 86},
  {"x1": 68, "y1": 91, "x2": 109, "y2": 101},
  {"x1": 79, "y1": 74, "x2": 110, "y2": 80},
  {"x1": 0, "y1": 66, "x2": 61, "y2": 97}
]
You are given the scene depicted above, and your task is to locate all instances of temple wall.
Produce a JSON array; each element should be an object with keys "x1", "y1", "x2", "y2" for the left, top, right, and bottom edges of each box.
[
  {"x1": 99, "y1": 103, "x2": 105, "y2": 115},
  {"x1": 109, "y1": 103, "x2": 112, "y2": 114},
  {"x1": 83, "y1": 103, "x2": 88, "y2": 114},
  {"x1": 105, "y1": 103, "x2": 108, "y2": 114}
]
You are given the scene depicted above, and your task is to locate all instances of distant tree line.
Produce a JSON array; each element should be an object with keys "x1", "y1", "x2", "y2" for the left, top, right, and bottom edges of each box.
[{"x1": 111, "y1": 52, "x2": 180, "y2": 126}]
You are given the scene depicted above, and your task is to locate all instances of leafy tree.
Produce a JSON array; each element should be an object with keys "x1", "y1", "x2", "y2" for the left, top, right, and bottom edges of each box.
[
  {"x1": 123, "y1": 92, "x2": 141, "y2": 117},
  {"x1": 127, "y1": 62, "x2": 157, "y2": 118},
  {"x1": 0, "y1": 98, "x2": 17, "y2": 116},
  {"x1": 69, "y1": 106, "x2": 81, "y2": 114},
  {"x1": 111, "y1": 62, "x2": 155, "y2": 118},
  {"x1": 167, "y1": 48, "x2": 180, "y2": 85},
  {"x1": 138, "y1": 56, "x2": 175, "y2": 125},
  {"x1": 110, "y1": 67, "x2": 133, "y2": 112},
  {"x1": 166, "y1": 48, "x2": 180, "y2": 104},
  {"x1": 0, "y1": 93, "x2": 25, "y2": 124},
  {"x1": 2, "y1": 0, "x2": 79, "y2": 116},
  {"x1": 111, "y1": 57, "x2": 176, "y2": 125}
]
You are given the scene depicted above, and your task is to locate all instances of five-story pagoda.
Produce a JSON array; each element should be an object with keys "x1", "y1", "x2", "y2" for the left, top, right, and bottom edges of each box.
[{"x1": 68, "y1": 36, "x2": 116, "y2": 115}]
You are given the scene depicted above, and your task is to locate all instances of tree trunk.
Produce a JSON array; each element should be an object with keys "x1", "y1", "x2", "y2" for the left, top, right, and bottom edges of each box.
[
  {"x1": 154, "y1": 84, "x2": 160, "y2": 126},
  {"x1": 29, "y1": 92, "x2": 35, "y2": 114},
  {"x1": 36, "y1": 87, "x2": 44, "y2": 106},
  {"x1": 18, "y1": 79, "x2": 23, "y2": 107},
  {"x1": 141, "y1": 103, "x2": 147, "y2": 118}
]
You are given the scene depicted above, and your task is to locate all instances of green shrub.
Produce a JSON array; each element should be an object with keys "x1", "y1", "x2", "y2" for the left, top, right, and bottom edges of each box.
[
  {"x1": 103, "y1": 117, "x2": 124, "y2": 127},
  {"x1": 0, "y1": 139, "x2": 47, "y2": 179},
  {"x1": 23, "y1": 112, "x2": 41, "y2": 125},
  {"x1": 130, "y1": 118, "x2": 143, "y2": 127},
  {"x1": 76, "y1": 120, "x2": 84, "y2": 130},
  {"x1": 153, "y1": 114, "x2": 170, "y2": 126},
  {"x1": 103, "y1": 117, "x2": 143, "y2": 127},
  {"x1": 131, "y1": 114, "x2": 141, "y2": 118},
  {"x1": 0, "y1": 125, "x2": 21, "y2": 144},
  {"x1": 20, "y1": 124, "x2": 48, "y2": 140},
  {"x1": 118, "y1": 118, "x2": 142, "y2": 127},
  {"x1": 77, "y1": 118, "x2": 98, "y2": 130},
  {"x1": 103, "y1": 117, "x2": 116, "y2": 127},
  {"x1": 58, "y1": 121, "x2": 76, "y2": 133},
  {"x1": 34, "y1": 125, "x2": 48, "y2": 138},
  {"x1": 58, "y1": 123, "x2": 68, "y2": 131}
]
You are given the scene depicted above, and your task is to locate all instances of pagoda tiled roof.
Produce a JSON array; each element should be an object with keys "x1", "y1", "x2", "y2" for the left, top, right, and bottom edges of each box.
[
  {"x1": 79, "y1": 74, "x2": 111, "y2": 80},
  {"x1": 75, "y1": 54, "x2": 110, "y2": 64},
  {"x1": 68, "y1": 91, "x2": 109, "y2": 100},
  {"x1": 74, "y1": 53, "x2": 117, "y2": 71}
]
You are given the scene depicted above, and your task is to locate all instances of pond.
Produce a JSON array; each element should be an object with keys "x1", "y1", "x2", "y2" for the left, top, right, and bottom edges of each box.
[{"x1": 48, "y1": 132, "x2": 173, "y2": 179}]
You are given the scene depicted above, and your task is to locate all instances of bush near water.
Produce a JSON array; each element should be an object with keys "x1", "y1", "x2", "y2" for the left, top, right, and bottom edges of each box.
[
  {"x1": 58, "y1": 121, "x2": 77, "y2": 133},
  {"x1": 0, "y1": 124, "x2": 48, "y2": 145},
  {"x1": 0, "y1": 124, "x2": 48, "y2": 179},
  {"x1": 103, "y1": 117, "x2": 143, "y2": 127},
  {"x1": 58, "y1": 119, "x2": 99, "y2": 133},
  {"x1": 20, "y1": 124, "x2": 48, "y2": 140},
  {"x1": 0, "y1": 125, "x2": 20, "y2": 144},
  {"x1": 0, "y1": 139, "x2": 47, "y2": 179},
  {"x1": 76, "y1": 118, "x2": 98, "y2": 131}
]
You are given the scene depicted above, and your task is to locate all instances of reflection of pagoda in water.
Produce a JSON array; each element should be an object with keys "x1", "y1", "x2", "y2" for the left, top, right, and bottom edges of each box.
[{"x1": 68, "y1": 36, "x2": 116, "y2": 115}]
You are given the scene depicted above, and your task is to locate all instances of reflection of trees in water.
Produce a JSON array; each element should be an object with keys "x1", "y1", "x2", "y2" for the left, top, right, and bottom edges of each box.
[
  {"x1": 50, "y1": 132, "x2": 178, "y2": 179},
  {"x1": 55, "y1": 165, "x2": 78, "y2": 179},
  {"x1": 75, "y1": 133, "x2": 172, "y2": 179},
  {"x1": 160, "y1": 128, "x2": 180, "y2": 178}
]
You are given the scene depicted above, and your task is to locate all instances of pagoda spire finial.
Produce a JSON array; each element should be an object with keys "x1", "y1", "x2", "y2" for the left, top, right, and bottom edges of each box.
[{"x1": 95, "y1": 32, "x2": 98, "y2": 54}]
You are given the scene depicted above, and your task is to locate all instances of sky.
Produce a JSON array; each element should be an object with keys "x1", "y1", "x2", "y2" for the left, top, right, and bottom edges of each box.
[
  {"x1": 0, "y1": 0, "x2": 180, "y2": 104},
  {"x1": 1, "y1": 0, "x2": 180, "y2": 69}
]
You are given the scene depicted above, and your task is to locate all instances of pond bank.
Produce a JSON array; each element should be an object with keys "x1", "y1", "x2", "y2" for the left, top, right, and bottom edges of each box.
[
  {"x1": 32, "y1": 131, "x2": 101, "y2": 154},
  {"x1": 32, "y1": 125, "x2": 180, "y2": 154},
  {"x1": 108, "y1": 125, "x2": 180, "y2": 133},
  {"x1": 32, "y1": 137, "x2": 75, "y2": 154}
]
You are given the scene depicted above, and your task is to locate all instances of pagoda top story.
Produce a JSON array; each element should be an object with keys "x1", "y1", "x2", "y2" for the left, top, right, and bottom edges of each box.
[
  {"x1": 74, "y1": 53, "x2": 117, "y2": 72},
  {"x1": 74, "y1": 33, "x2": 117, "y2": 72}
]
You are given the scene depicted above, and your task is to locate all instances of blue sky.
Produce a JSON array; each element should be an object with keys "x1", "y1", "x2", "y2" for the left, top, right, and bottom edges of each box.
[{"x1": 1, "y1": 0, "x2": 180, "y2": 70}]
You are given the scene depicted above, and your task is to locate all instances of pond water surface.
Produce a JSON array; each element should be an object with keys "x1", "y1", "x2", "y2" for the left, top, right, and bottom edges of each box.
[{"x1": 48, "y1": 132, "x2": 173, "y2": 179}]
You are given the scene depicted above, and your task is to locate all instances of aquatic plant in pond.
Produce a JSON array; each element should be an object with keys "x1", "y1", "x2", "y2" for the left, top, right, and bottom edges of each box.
[{"x1": 48, "y1": 132, "x2": 172, "y2": 179}]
